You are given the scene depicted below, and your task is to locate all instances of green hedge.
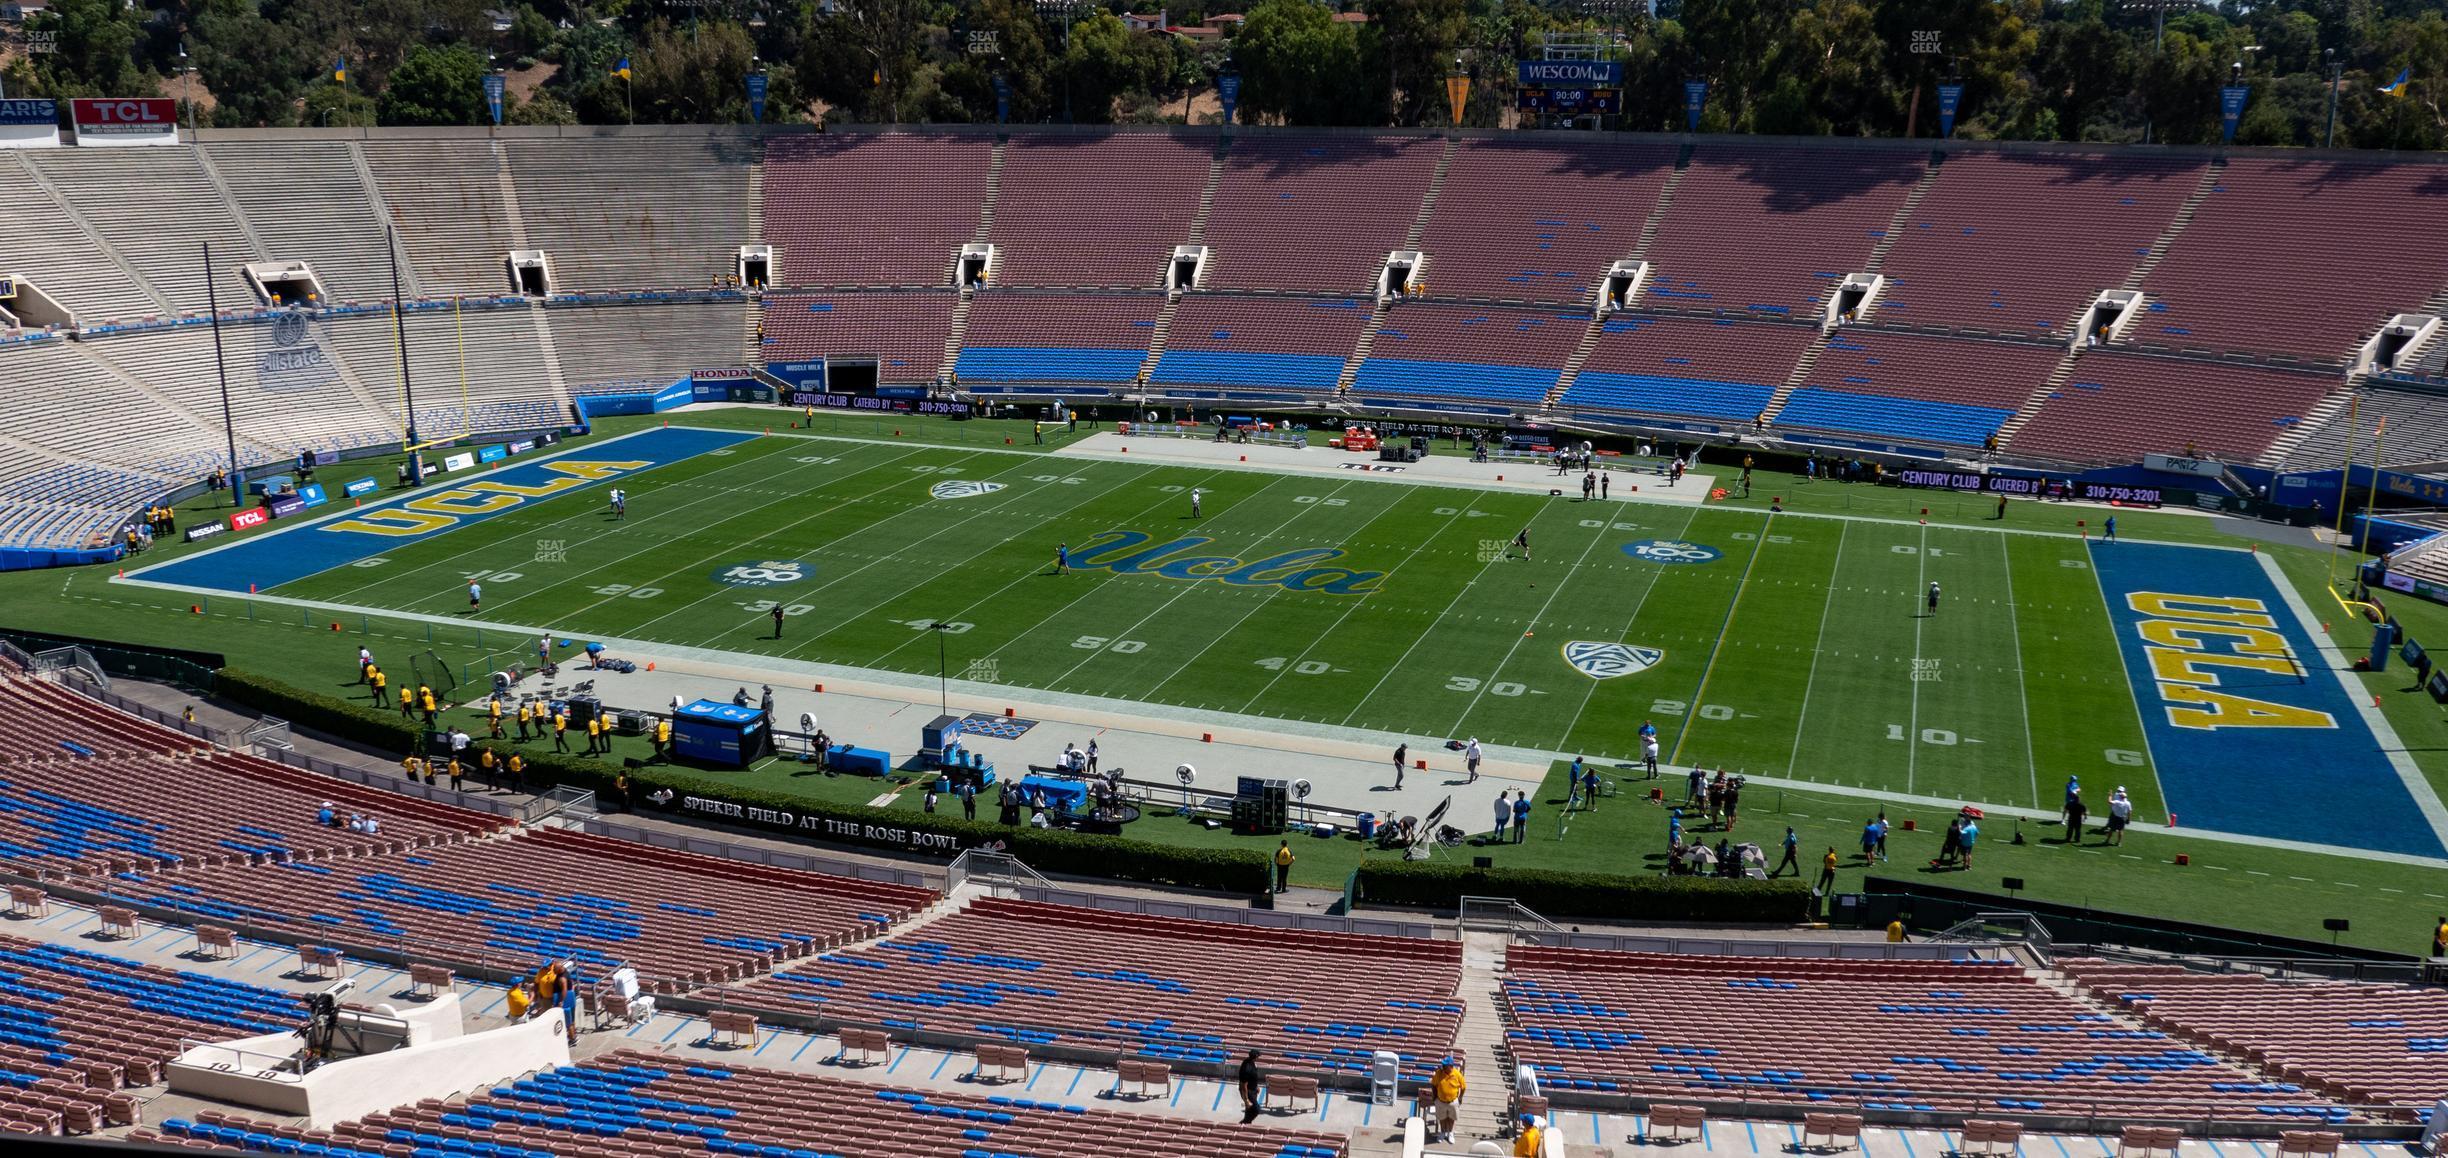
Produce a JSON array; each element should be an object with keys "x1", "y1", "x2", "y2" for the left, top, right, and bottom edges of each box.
[
  {"x1": 1355, "y1": 860, "x2": 1810, "y2": 923},
  {"x1": 213, "y1": 668, "x2": 1271, "y2": 895}
]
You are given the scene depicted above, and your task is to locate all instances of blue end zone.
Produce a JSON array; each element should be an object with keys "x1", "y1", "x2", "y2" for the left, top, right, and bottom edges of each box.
[
  {"x1": 955, "y1": 348, "x2": 1146, "y2": 383},
  {"x1": 132, "y1": 427, "x2": 758, "y2": 595},
  {"x1": 1150, "y1": 351, "x2": 1345, "y2": 390},
  {"x1": 2090, "y1": 541, "x2": 2443, "y2": 857},
  {"x1": 1775, "y1": 388, "x2": 2010, "y2": 446}
]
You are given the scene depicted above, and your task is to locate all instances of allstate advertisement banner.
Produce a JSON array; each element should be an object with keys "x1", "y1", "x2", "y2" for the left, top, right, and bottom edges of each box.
[
  {"x1": 133, "y1": 427, "x2": 757, "y2": 593},
  {"x1": 0, "y1": 98, "x2": 60, "y2": 149},
  {"x1": 2091, "y1": 541, "x2": 2444, "y2": 856},
  {"x1": 343, "y1": 477, "x2": 380, "y2": 498},
  {"x1": 70, "y1": 98, "x2": 178, "y2": 146},
  {"x1": 1518, "y1": 60, "x2": 1621, "y2": 86},
  {"x1": 295, "y1": 483, "x2": 329, "y2": 508},
  {"x1": 256, "y1": 312, "x2": 338, "y2": 396},
  {"x1": 766, "y1": 361, "x2": 828, "y2": 390},
  {"x1": 478, "y1": 445, "x2": 507, "y2": 463}
]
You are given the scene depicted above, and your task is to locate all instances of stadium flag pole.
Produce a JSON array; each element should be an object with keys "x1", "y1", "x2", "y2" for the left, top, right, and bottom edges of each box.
[
  {"x1": 202, "y1": 241, "x2": 241, "y2": 509},
  {"x1": 388, "y1": 225, "x2": 422, "y2": 485}
]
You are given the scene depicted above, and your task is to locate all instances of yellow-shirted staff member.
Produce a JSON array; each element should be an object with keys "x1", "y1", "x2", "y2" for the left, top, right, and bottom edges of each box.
[
  {"x1": 401, "y1": 753, "x2": 423, "y2": 783},
  {"x1": 505, "y1": 983, "x2": 532, "y2": 1019},
  {"x1": 1514, "y1": 1114, "x2": 1544, "y2": 1157},
  {"x1": 653, "y1": 717, "x2": 672, "y2": 761},
  {"x1": 552, "y1": 709, "x2": 570, "y2": 752},
  {"x1": 399, "y1": 685, "x2": 415, "y2": 718},
  {"x1": 585, "y1": 712, "x2": 605, "y2": 756},
  {"x1": 1274, "y1": 841, "x2": 1295, "y2": 894},
  {"x1": 515, "y1": 701, "x2": 533, "y2": 741},
  {"x1": 487, "y1": 698, "x2": 503, "y2": 739},
  {"x1": 507, "y1": 752, "x2": 525, "y2": 792},
  {"x1": 479, "y1": 747, "x2": 499, "y2": 790},
  {"x1": 368, "y1": 667, "x2": 387, "y2": 706}
]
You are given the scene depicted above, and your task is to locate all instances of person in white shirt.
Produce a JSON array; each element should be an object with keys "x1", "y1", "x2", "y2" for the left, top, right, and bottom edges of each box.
[
  {"x1": 357, "y1": 647, "x2": 373, "y2": 684},
  {"x1": 363, "y1": 815, "x2": 380, "y2": 835},
  {"x1": 1465, "y1": 737, "x2": 1483, "y2": 784}
]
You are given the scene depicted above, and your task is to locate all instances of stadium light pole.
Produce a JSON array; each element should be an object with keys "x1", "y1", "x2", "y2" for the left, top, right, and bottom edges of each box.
[
  {"x1": 2126, "y1": 0, "x2": 2196, "y2": 145},
  {"x1": 202, "y1": 242, "x2": 241, "y2": 509},
  {"x1": 1036, "y1": 0, "x2": 1084, "y2": 124}
]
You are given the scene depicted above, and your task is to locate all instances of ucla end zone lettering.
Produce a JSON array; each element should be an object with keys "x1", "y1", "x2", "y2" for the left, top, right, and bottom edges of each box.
[
  {"x1": 129, "y1": 427, "x2": 756, "y2": 595},
  {"x1": 2091, "y1": 542, "x2": 2444, "y2": 856}
]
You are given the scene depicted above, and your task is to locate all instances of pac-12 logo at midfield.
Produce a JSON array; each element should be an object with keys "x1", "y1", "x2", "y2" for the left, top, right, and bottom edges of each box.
[
  {"x1": 713, "y1": 560, "x2": 809, "y2": 587},
  {"x1": 930, "y1": 480, "x2": 1007, "y2": 501},
  {"x1": 1622, "y1": 539, "x2": 1721, "y2": 565},
  {"x1": 1562, "y1": 641, "x2": 1664, "y2": 679}
]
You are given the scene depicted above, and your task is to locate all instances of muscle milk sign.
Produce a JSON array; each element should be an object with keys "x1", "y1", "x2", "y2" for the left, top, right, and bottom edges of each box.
[{"x1": 71, "y1": 98, "x2": 177, "y2": 146}]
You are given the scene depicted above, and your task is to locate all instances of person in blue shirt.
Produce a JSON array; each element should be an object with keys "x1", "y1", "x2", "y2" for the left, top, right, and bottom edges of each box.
[
  {"x1": 1580, "y1": 761, "x2": 1601, "y2": 809},
  {"x1": 1639, "y1": 720, "x2": 1657, "y2": 741},
  {"x1": 1511, "y1": 792, "x2": 1531, "y2": 842},
  {"x1": 1668, "y1": 808, "x2": 1683, "y2": 849},
  {"x1": 316, "y1": 802, "x2": 335, "y2": 827},
  {"x1": 2103, "y1": 515, "x2": 2117, "y2": 542},
  {"x1": 1773, "y1": 826, "x2": 1800, "y2": 877},
  {"x1": 1859, "y1": 818, "x2": 1881, "y2": 862},
  {"x1": 1958, "y1": 819, "x2": 1980, "y2": 868}
]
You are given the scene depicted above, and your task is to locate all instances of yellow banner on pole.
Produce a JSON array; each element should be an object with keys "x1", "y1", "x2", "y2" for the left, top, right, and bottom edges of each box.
[{"x1": 1446, "y1": 73, "x2": 1470, "y2": 127}]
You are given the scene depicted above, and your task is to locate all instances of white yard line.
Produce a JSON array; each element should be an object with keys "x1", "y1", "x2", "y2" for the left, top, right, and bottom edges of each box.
[
  {"x1": 1782, "y1": 521, "x2": 1851, "y2": 777},
  {"x1": 1550, "y1": 505, "x2": 1703, "y2": 749},
  {"x1": 1038, "y1": 480, "x2": 1361, "y2": 689},
  {"x1": 1137, "y1": 485, "x2": 1426, "y2": 699},
  {"x1": 2081, "y1": 540, "x2": 2175, "y2": 817},
  {"x1": 1906, "y1": 523, "x2": 1928, "y2": 796},
  {"x1": 1446, "y1": 517, "x2": 1614, "y2": 736},
  {"x1": 1228, "y1": 504, "x2": 1482, "y2": 714},
  {"x1": 1336, "y1": 508, "x2": 1570, "y2": 730},
  {"x1": 1997, "y1": 532, "x2": 2042, "y2": 811},
  {"x1": 861, "y1": 470, "x2": 1234, "y2": 672}
]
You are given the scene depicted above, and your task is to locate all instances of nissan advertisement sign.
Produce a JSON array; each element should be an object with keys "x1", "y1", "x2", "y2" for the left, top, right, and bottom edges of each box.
[{"x1": 70, "y1": 98, "x2": 178, "y2": 146}]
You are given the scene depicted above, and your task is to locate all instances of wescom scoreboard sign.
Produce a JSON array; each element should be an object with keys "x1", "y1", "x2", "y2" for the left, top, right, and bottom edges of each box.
[
  {"x1": 70, "y1": 99, "x2": 178, "y2": 147},
  {"x1": 0, "y1": 98, "x2": 60, "y2": 150}
]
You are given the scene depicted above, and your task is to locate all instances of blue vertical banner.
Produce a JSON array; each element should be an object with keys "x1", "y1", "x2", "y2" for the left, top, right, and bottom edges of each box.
[
  {"x1": 1936, "y1": 82, "x2": 1964, "y2": 138},
  {"x1": 747, "y1": 72, "x2": 768, "y2": 123},
  {"x1": 1218, "y1": 73, "x2": 1241, "y2": 125},
  {"x1": 1683, "y1": 81, "x2": 1707, "y2": 131},
  {"x1": 2219, "y1": 84, "x2": 2249, "y2": 143},
  {"x1": 484, "y1": 73, "x2": 505, "y2": 126},
  {"x1": 990, "y1": 73, "x2": 1009, "y2": 124}
]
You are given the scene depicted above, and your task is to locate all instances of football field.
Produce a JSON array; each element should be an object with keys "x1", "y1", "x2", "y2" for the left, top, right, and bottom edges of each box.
[{"x1": 129, "y1": 425, "x2": 2446, "y2": 856}]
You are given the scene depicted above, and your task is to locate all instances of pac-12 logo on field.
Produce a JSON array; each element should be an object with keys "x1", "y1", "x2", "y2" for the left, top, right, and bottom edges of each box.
[
  {"x1": 1562, "y1": 641, "x2": 1664, "y2": 679},
  {"x1": 930, "y1": 480, "x2": 1007, "y2": 501},
  {"x1": 713, "y1": 560, "x2": 809, "y2": 587},
  {"x1": 1623, "y1": 539, "x2": 1721, "y2": 565}
]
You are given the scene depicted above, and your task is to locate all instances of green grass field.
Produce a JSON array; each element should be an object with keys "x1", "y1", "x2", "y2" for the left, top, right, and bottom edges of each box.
[
  {"x1": 16, "y1": 409, "x2": 2448, "y2": 952},
  {"x1": 159, "y1": 427, "x2": 2176, "y2": 822}
]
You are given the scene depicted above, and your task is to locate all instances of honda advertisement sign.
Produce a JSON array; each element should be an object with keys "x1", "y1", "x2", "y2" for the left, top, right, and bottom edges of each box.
[
  {"x1": 0, "y1": 98, "x2": 60, "y2": 150},
  {"x1": 70, "y1": 98, "x2": 178, "y2": 146}
]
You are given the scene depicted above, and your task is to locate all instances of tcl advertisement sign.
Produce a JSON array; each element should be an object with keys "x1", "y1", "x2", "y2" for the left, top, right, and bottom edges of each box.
[
  {"x1": 228, "y1": 507, "x2": 269, "y2": 532},
  {"x1": 70, "y1": 98, "x2": 178, "y2": 146}
]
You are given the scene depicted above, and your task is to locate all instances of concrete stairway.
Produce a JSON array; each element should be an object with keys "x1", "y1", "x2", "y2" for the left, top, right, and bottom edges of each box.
[
  {"x1": 2122, "y1": 159, "x2": 2225, "y2": 292},
  {"x1": 1447, "y1": 929, "x2": 1518, "y2": 1146},
  {"x1": 1861, "y1": 154, "x2": 1942, "y2": 276},
  {"x1": 1538, "y1": 161, "x2": 1693, "y2": 411}
]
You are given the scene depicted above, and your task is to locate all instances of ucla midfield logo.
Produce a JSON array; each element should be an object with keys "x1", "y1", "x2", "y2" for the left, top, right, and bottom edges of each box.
[
  {"x1": 1562, "y1": 641, "x2": 1663, "y2": 680},
  {"x1": 930, "y1": 480, "x2": 1007, "y2": 500},
  {"x1": 1066, "y1": 530, "x2": 1384, "y2": 596}
]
